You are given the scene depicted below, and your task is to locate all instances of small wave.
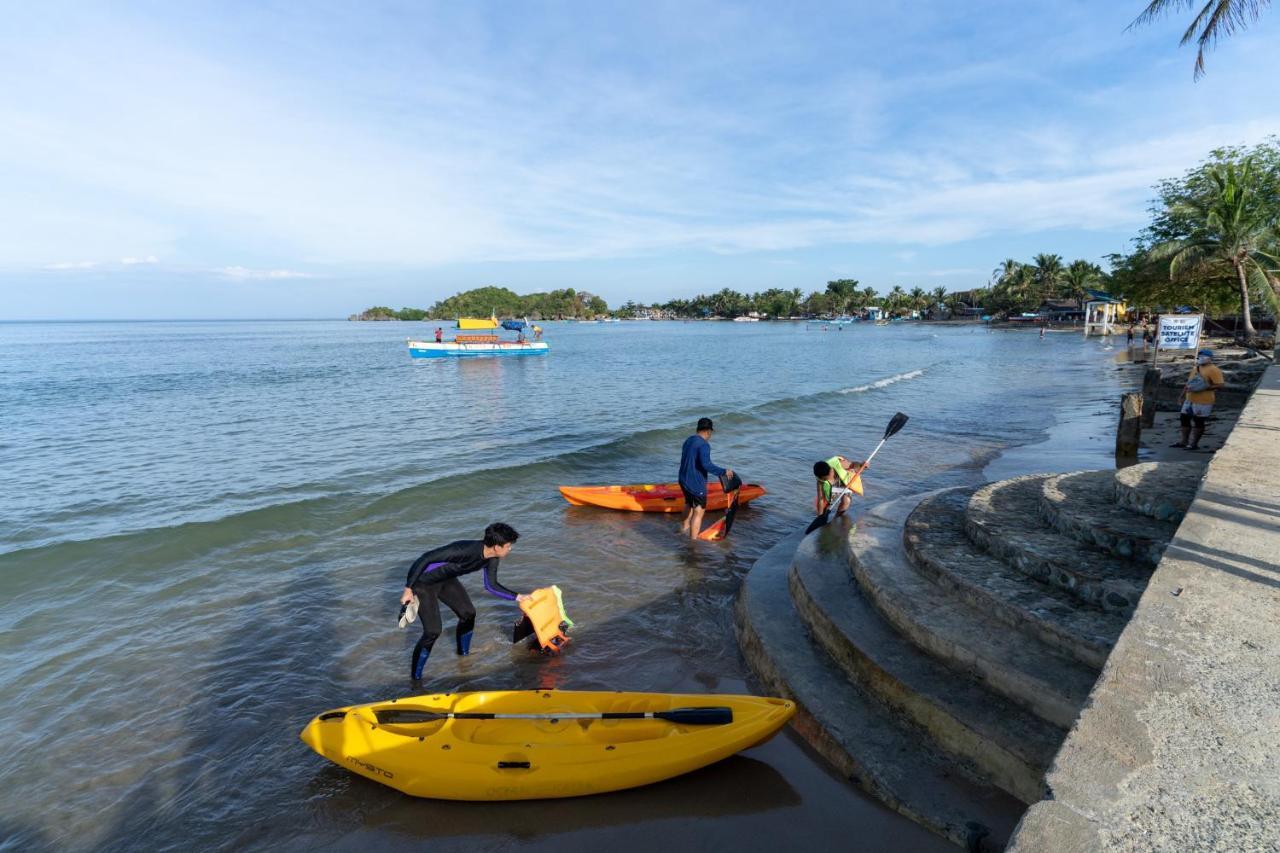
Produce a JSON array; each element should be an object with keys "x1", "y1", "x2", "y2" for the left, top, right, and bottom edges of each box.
[{"x1": 837, "y1": 369, "x2": 925, "y2": 395}]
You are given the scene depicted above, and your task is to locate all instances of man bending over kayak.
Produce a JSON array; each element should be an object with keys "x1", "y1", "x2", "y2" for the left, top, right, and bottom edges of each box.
[
  {"x1": 678, "y1": 417, "x2": 734, "y2": 540},
  {"x1": 399, "y1": 522, "x2": 530, "y2": 680},
  {"x1": 813, "y1": 455, "x2": 867, "y2": 518}
]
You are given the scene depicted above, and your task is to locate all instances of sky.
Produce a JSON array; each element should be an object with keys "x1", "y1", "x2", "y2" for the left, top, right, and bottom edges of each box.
[{"x1": 2, "y1": 1, "x2": 1279, "y2": 319}]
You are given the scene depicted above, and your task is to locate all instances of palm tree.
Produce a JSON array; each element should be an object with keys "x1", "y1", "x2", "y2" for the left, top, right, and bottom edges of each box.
[
  {"x1": 1032, "y1": 253, "x2": 1065, "y2": 300},
  {"x1": 908, "y1": 287, "x2": 928, "y2": 315},
  {"x1": 1130, "y1": 1, "x2": 1273, "y2": 80},
  {"x1": 930, "y1": 286, "x2": 949, "y2": 318},
  {"x1": 991, "y1": 258, "x2": 1022, "y2": 288},
  {"x1": 1148, "y1": 158, "x2": 1280, "y2": 336},
  {"x1": 860, "y1": 286, "x2": 879, "y2": 308},
  {"x1": 886, "y1": 285, "x2": 907, "y2": 316},
  {"x1": 1063, "y1": 260, "x2": 1103, "y2": 304}
]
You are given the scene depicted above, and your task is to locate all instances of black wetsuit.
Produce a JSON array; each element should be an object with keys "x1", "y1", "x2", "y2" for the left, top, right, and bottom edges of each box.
[{"x1": 405, "y1": 540, "x2": 517, "y2": 677}]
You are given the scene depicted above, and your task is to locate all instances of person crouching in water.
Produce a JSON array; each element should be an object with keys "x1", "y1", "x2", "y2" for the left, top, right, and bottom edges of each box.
[
  {"x1": 813, "y1": 455, "x2": 867, "y2": 518},
  {"x1": 399, "y1": 522, "x2": 530, "y2": 680}
]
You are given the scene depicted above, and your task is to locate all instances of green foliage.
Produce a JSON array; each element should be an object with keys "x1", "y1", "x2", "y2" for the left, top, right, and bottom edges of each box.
[
  {"x1": 1129, "y1": 0, "x2": 1272, "y2": 80},
  {"x1": 1115, "y1": 140, "x2": 1280, "y2": 334},
  {"x1": 356, "y1": 286, "x2": 612, "y2": 321}
]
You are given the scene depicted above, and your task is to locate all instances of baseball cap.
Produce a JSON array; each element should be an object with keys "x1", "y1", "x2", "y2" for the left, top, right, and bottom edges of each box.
[
  {"x1": 696, "y1": 417, "x2": 714, "y2": 432},
  {"x1": 1197, "y1": 349, "x2": 1213, "y2": 358}
]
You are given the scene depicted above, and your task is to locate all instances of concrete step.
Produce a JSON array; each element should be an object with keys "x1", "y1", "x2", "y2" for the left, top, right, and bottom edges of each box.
[
  {"x1": 847, "y1": 498, "x2": 1099, "y2": 730},
  {"x1": 904, "y1": 488, "x2": 1126, "y2": 669},
  {"x1": 790, "y1": 527, "x2": 1062, "y2": 804},
  {"x1": 1113, "y1": 460, "x2": 1205, "y2": 524},
  {"x1": 735, "y1": 534, "x2": 1025, "y2": 851},
  {"x1": 965, "y1": 476, "x2": 1152, "y2": 613},
  {"x1": 1039, "y1": 470, "x2": 1178, "y2": 566}
]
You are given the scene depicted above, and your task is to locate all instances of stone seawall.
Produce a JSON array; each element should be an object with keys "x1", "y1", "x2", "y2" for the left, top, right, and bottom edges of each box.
[{"x1": 1010, "y1": 364, "x2": 1280, "y2": 850}]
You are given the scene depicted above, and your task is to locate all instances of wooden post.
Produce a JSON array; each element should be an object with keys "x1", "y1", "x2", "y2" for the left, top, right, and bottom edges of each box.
[
  {"x1": 1141, "y1": 367, "x2": 1162, "y2": 427},
  {"x1": 1117, "y1": 392, "x2": 1142, "y2": 466}
]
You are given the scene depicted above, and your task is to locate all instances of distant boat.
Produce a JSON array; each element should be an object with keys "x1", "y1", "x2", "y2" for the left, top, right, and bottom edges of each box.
[
  {"x1": 409, "y1": 335, "x2": 549, "y2": 359},
  {"x1": 601, "y1": 318, "x2": 621, "y2": 324},
  {"x1": 732, "y1": 316, "x2": 760, "y2": 323},
  {"x1": 457, "y1": 313, "x2": 499, "y2": 330}
]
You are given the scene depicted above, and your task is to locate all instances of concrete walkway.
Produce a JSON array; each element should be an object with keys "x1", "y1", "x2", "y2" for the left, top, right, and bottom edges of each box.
[{"x1": 1011, "y1": 364, "x2": 1280, "y2": 851}]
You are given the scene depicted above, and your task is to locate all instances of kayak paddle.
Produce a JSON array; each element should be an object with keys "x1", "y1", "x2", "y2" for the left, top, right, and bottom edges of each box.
[
  {"x1": 804, "y1": 411, "x2": 909, "y2": 535},
  {"x1": 697, "y1": 471, "x2": 743, "y2": 541},
  {"x1": 373, "y1": 706, "x2": 734, "y2": 725}
]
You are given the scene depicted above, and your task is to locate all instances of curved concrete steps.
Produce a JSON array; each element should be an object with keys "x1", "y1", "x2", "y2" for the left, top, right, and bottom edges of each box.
[
  {"x1": 1113, "y1": 460, "x2": 1205, "y2": 523},
  {"x1": 904, "y1": 488, "x2": 1125, "y2": 669},
  {"x1": 735, "y1": 534, "x2": 1024, "y2": 851},
  {"x1": 1039, "y1": 470, "x2": 1177, "y2": 566},
  {"x1": 965, "y1": 476, "x2": 1152, "y2": 613},
  {"x1": 848, "y1": 499, "x2": 1099, "y2": 730},
  {"x1": 789, "y1": 527, "x2": 1062, "y2": 804}
]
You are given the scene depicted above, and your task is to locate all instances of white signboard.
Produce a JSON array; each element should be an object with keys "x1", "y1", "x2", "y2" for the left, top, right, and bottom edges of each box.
[{"x1": 1157, "y1": 314, "x2": 1203, "y2": 351}]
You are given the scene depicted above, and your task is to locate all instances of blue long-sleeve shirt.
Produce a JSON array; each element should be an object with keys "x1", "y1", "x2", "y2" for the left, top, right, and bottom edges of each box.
[{"x1": 678, "y1": 434, "x2": 725, "y2": 497}]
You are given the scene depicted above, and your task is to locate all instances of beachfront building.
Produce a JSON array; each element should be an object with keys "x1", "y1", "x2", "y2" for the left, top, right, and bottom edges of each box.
[
  {"x1": 1036, "y1": 299, "x2": 1085, "y2": 325},
  {"x1": 1083, "y1": 290, "x2": 1126, "y2": 336}
]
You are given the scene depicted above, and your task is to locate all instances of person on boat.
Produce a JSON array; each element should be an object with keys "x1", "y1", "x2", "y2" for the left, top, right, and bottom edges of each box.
[
  {"x1": 434, "y1": 327, "x2": 443, "y2": 343},
  {"x1": 533, "y1": 325, "x2": 543, "y2": 340},
  {"x1": 813, "y1": 455, "x2": 867, "y2": 518},
  {"x1": 1172, "y1": 349, "x2": 1225, "y2": 451},
  {"x1": 399, "y1": 522, "x2": 530, "y2": 680},
  {"x1": 678, "y1": 417, "x2": 733, "y2": 540}
]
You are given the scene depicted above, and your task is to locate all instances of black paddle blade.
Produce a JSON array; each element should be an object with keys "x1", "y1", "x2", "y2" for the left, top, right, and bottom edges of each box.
[
  {"x1": 803, "y1": 513, "x2": 829, "y2": 535},
  {"x1": 883, "y1": 411, "x2": 909, "y2": 439},
  {"x1": 654, "y1": 706, "x2": 734, "y2": 725}
]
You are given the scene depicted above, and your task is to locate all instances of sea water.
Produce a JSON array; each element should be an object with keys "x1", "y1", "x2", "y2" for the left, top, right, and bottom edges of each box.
[{"x1": 0, "y1": 320, "x2": 1129, "y2": 851}]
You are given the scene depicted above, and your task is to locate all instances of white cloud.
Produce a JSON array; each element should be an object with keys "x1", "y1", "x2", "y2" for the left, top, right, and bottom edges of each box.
[
  {"x1": 217, "y1": 266, "x2": 316, "y2": 280},
  {"x1": 120, "y1": 255, "x2": 159, "y2": 265},
  {"x1": 43, "y1": 260, "x2": 98, "y2": 270}
]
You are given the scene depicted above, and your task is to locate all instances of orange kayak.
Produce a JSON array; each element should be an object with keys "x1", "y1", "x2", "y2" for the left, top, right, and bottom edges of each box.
[{"x1": 559, "y1": 481, "x2": 766, "y2": 513}]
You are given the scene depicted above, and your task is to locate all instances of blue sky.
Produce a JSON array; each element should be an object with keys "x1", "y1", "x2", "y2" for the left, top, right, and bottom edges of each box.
[{"x1": 2, "y1": 1, "x2": 1279, "y2": 319}]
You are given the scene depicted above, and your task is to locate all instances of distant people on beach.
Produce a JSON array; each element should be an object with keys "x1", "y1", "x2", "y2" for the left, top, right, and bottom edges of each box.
[
  {"x1": 1039, "y1": 325, "x2": 1045, "y2": 339},
  {"x1": 1172, "y1": 349, "x2": 1225, "y2": 451},
  {"x1": 1127, "y1": 325, "x2": 1135, "y2": 348}
]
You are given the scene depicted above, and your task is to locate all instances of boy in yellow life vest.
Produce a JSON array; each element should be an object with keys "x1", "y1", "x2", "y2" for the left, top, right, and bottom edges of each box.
[{"x1": 813, "y1": 456, "x2": 867, "y2": 518}]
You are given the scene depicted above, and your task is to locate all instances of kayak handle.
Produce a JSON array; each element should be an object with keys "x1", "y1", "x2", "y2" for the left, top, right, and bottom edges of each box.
[{"x1": 497, "y1": 761, "x2": 532, "y2": 769}]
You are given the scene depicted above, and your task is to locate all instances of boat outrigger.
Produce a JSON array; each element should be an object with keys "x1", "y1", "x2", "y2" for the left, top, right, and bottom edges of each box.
[{"x1": 408, "y1": 333, "x2": 549, "y2": 359}]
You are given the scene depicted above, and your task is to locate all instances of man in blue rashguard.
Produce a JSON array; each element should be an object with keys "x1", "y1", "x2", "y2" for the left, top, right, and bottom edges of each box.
[{"x1": 678, "y1": 417, "x2": 734, "y2": 540}]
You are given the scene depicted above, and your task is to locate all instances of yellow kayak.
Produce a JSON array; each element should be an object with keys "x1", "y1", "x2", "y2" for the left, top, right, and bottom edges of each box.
[{"x1": 300, "y1": 690, "x2": 795, "y2": 800}]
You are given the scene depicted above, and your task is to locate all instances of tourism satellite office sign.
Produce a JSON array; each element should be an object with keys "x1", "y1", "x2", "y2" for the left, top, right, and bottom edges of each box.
[{"x1": 1157, "y1": 314, "x2": 1203, "y2": 354}]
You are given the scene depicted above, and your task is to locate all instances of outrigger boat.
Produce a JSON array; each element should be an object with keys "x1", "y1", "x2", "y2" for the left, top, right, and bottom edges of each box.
[{"x1": 408, "y1": 333, "x2": 549, "y2": 359}]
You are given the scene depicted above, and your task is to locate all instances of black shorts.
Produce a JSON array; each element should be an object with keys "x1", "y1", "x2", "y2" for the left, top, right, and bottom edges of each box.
[{"x1": 680, "y1": 485, "x2": 707, "y2": 508}]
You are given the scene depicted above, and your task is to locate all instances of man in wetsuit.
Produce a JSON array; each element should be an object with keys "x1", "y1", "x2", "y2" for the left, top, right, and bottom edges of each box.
[
  {"x1": 678, "y1": 417, "x2": 733, "y2": 540},
  {"x1": 398, "y1": 522, "x2": 529, "y2": 680}
]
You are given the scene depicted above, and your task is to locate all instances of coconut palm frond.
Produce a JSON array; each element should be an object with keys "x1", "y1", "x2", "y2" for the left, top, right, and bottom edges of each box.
[{"x1": 1130, "y1": 0, "x2": 1271, "y2": 78}]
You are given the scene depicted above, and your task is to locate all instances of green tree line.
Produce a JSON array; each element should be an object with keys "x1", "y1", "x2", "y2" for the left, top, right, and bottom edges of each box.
[{"x1": 355, "y1": 286, "x2": 610, "y2": 321}]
